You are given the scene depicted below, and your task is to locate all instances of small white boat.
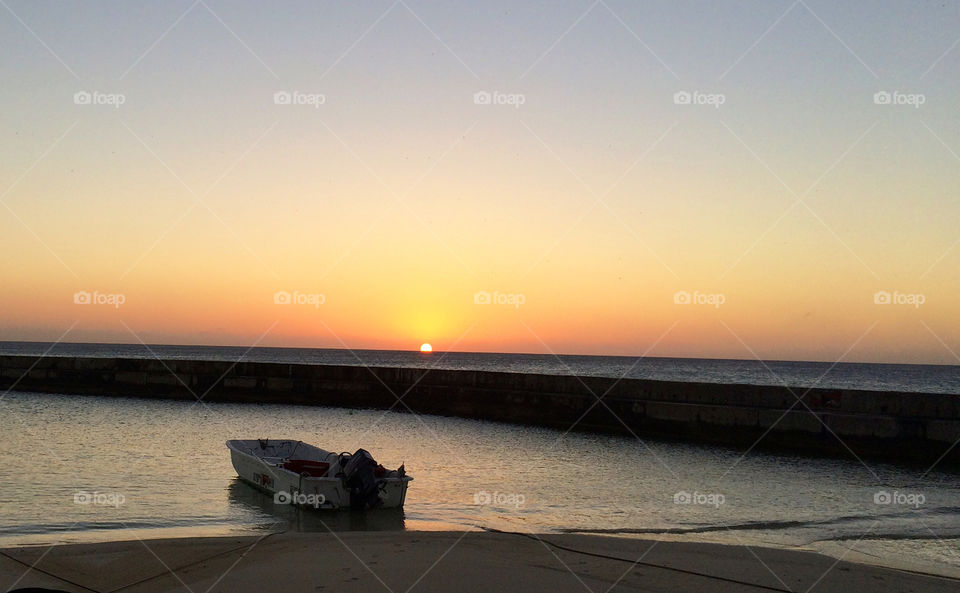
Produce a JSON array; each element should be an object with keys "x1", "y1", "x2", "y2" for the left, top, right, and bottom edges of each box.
[{"x1": 226, "y1": 439, "x2": 412, "y2": 510}]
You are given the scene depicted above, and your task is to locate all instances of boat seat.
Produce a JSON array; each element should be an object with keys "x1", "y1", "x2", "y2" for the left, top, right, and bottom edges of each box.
[{"x1": 282, "y1": 459, "x2": 331, "y2": 477}]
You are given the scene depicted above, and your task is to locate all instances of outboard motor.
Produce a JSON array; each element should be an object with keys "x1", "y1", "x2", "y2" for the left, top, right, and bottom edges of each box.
[{"x1": 343, "y1": 448, "x2": 381, "y2": 510}]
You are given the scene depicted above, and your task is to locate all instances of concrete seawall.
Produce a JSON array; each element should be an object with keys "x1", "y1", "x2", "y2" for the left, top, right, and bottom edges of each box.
[{"x1": 2, "y1": 354, "x2": 958, "y2": 466}]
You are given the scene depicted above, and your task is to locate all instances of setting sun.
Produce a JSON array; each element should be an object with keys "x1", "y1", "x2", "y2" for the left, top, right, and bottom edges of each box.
[{"x1": 419, "y1": 343, "x2": 433, "y2": 353}]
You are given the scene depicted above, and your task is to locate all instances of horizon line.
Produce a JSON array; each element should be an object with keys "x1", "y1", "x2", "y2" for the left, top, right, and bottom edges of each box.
[{"x1": 0, "y1": 339, "x2": 956, "y2": 368}]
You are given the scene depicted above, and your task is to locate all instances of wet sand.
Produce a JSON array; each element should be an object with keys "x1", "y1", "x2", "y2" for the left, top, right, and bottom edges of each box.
[{"x1": 2, "y1": 531, "x2": 958, "y2": 593}]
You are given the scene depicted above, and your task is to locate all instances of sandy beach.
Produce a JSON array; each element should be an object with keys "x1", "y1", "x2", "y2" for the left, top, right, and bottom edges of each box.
[{"x1": 3, "y1": 531, "x2": 958, "y2": 593}]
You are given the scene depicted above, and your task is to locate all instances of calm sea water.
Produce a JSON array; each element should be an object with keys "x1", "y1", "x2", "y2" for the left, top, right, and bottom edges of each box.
[
  {"x1": 1, "y1": 391, "x2": 959, "y2": 576},
  {"x1": 1, "y1": 343, "x2": 958, "y2": 575},
  {"x1": 1, "y1": 341, "x2": 958, "y2": 393}
]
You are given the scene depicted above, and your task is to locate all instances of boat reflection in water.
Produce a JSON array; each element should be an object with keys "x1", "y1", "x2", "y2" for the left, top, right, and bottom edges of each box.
[{"x1": 227, "y1": 479, "x2": 406, "y2": 532}]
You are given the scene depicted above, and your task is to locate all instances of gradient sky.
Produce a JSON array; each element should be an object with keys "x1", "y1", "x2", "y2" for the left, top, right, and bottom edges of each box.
[{"x1": 1, "y1": 0, "x2": 958, "y2": 363}]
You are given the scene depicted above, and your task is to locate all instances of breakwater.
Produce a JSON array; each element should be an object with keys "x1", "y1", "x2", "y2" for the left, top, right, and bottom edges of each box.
[{"x1": 2, "y1": 355, "x2": 958, "y2": 466}]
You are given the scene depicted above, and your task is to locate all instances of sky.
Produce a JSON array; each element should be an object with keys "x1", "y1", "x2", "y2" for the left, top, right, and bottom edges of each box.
[{"x1": 1, "y1": 0, "x2": 958, "y2": 364}]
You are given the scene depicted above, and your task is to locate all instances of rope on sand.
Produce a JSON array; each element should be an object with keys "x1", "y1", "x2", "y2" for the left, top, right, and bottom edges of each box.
[
  {"x1": 0, "y1": 530, "x2": 288, "y2": 593},
  {"x1": 485, "y1": 527, "x2": 794, "y2": 592},
  {"x1": 487, "y1": 527, "x2": 960, "y2": 589}
]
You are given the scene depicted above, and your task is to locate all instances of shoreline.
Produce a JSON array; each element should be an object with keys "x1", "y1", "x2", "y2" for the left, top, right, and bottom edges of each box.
[
  {"x1": 4, "y1": 524, "x2": 959, "y2": 582},
  {"x1": 3, "y1": 531, "x2": 958, "y2": 593}
]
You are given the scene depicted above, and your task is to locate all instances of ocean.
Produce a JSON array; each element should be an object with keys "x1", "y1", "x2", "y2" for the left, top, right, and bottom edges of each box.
[
  {"x1": 0, "y1": 341, "x2": 958, "y2": 393},
  {"x1": 0, "y1": 343, "x2": 958, "y2": 577}
]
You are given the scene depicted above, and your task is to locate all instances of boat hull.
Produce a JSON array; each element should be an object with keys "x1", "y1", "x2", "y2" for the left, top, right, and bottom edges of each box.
[{"x1": 227, "y1": 442, "x2": 410, "y2": 510}]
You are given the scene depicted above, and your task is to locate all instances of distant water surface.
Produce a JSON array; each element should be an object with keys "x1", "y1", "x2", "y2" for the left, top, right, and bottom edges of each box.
[{"x1": 0, "y1": 342, "x2": 958, "y2": 393}]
